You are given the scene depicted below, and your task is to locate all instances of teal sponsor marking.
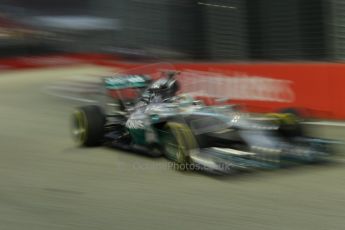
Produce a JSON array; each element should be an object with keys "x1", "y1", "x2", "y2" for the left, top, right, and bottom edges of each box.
[{"x1": 105, "y1": 75, "x2": 149, "y2": 89}]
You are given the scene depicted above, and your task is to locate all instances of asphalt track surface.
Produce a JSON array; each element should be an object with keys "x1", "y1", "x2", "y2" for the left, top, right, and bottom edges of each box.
[{"x1": 0, "y1": 65, "x2": 345, "y2": 230}]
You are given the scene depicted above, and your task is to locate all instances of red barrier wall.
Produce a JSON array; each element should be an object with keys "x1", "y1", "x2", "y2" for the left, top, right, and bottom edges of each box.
[
  {"x1": 0, "y1": 54, "x2": 115, "y2": 71},
  {"x1": 172, "y1": 63, "x2": 345, "y2": 119}
]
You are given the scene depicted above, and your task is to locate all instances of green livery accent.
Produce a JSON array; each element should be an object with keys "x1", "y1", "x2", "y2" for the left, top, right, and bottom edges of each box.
[
  {"x1": 105, "y1": 75, "x2": 150, "y2": 89},
  {"x1": 128, "y1": 128, "x2": 146, "y2": 145}
]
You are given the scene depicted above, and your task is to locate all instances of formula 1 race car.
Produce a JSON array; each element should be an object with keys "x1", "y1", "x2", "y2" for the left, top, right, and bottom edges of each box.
[{"x1": 71, "y1": 64, "x2": 334, "y2": 173}]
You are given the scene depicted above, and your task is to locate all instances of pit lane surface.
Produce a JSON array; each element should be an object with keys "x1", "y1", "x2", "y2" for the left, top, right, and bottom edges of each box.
[{"x1": 0, "y1": 66, "x2": 345, "y2": 230}]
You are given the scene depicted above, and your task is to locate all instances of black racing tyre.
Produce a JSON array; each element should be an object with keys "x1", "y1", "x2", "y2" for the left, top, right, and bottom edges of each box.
[
  {"x1": 72, "y1": 105, "x2": 105, "y2": 147},
  {"x1": 160, "y1": 122, "x2": 198, "y2": 168},
  {"x1": 266, "y1": 113, "x2": 304, "y2": 137},
  {"x1": 278, "y1": 108, "x2": 303, "y2": 118}
]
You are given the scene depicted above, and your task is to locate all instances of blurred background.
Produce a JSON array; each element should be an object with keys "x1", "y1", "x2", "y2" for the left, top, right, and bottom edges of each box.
[
  {"x1": 1, "y1": 1, "x2": 345, "y2": 230},
  {"x1": 1, "y1": 0, "x2": 345, "y2": 60}
]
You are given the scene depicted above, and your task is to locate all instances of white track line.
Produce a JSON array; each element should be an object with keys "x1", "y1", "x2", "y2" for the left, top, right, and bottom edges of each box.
[{"x1": 302, "y1": 121, "x2": 345, "y2": 127}]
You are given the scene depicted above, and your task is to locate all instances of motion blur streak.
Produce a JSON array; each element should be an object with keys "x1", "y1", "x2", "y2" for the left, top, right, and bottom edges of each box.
[{"x1": 1, "y1": 0, "x2": 345, "y2": 229}]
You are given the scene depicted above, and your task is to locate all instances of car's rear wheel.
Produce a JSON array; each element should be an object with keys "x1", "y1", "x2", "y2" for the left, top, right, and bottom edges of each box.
[
  {"x1": 160, "y1": 122, "x2": 198, "y2": 168},
  {"x1": 72, "y1": 105, "x2": 105, "y2": 147},
  {"x1": 266, "y1": 113, "x2": 303, "y2": 137}
]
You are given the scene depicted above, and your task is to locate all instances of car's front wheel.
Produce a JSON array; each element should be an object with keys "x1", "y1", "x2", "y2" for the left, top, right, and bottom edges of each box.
[
  {"x1": 160, "y1": 122, "x2": 198, "y2": 168},
  {"x1": 72, "y1": 105, "x2": 105, "y2": 147}
]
